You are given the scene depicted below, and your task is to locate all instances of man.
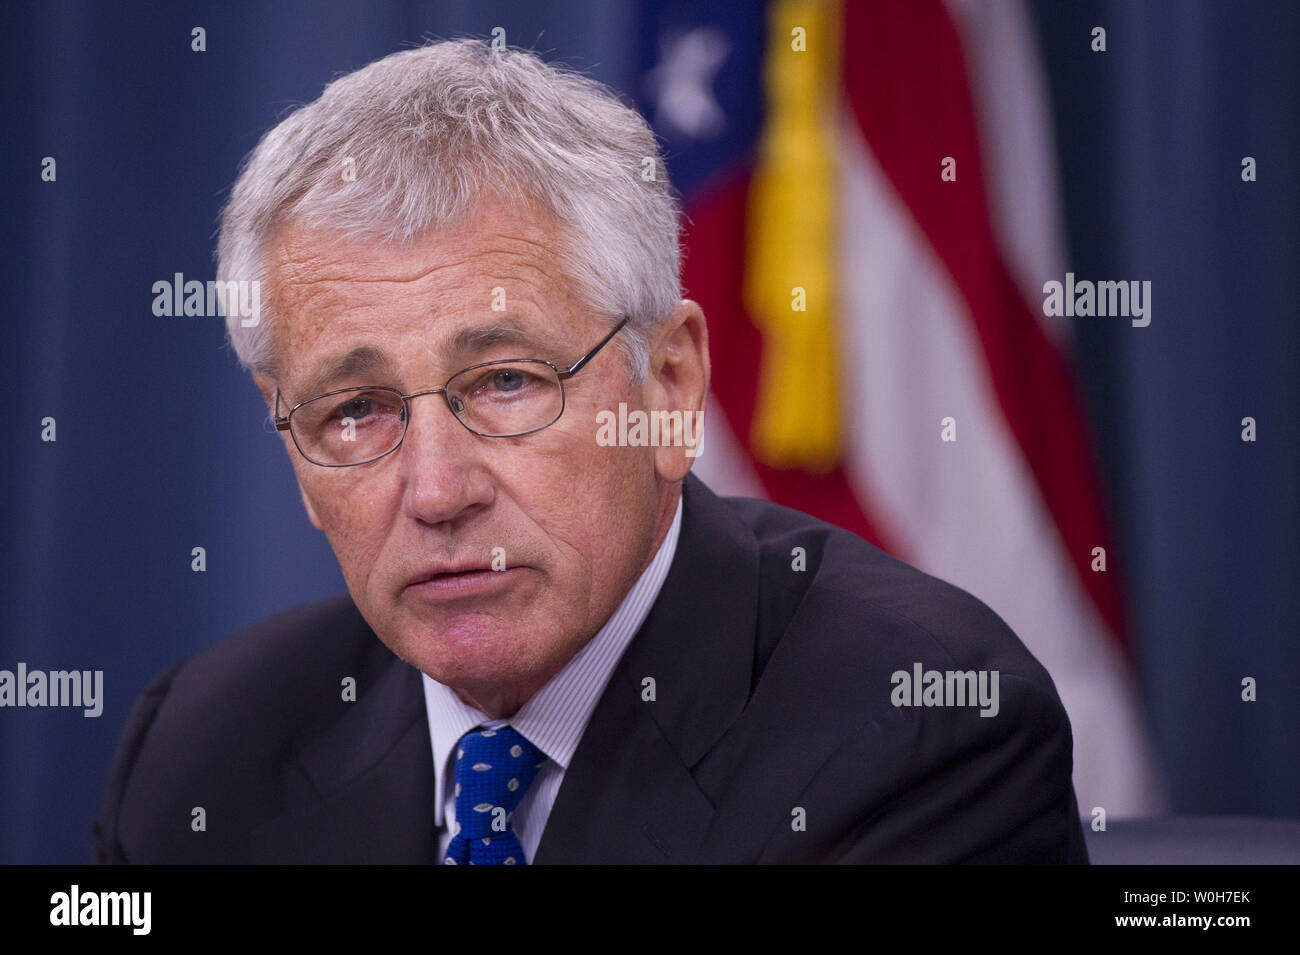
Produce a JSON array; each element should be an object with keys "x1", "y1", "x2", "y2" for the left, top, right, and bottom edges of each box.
[{"x1": 95, "y1": 39, "x2": 1088, "y2": 864}]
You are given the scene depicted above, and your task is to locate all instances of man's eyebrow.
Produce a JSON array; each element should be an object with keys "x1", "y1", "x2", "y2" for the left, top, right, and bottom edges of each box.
[
  {"x1": 296, "y1": 345, "x2": 395, "y2": 400},
  {"x1": 292, "y1": 320, "x2": 565, "y2": 399},
  {"x1": 448, "y1": 320, "x2": 553, "y2": 357}
]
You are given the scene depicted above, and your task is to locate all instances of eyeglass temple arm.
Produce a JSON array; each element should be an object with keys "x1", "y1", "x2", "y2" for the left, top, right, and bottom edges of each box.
[
  {"x1": 561, "y1": 317, "x2": 628, "y2": 380},
  {"x1": 272, "y1": 387, "x2": 290, "y2": 431}
]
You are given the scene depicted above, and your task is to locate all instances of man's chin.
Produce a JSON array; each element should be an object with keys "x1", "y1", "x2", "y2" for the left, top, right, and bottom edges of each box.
[{"x1": 389, "y1": 611, "x2": 542, "y2": 688}]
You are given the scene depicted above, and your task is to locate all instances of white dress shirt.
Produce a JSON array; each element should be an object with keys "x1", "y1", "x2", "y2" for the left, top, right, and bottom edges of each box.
[{"x1": 422, "y1": 495, "x2": 683, "y2": 863}]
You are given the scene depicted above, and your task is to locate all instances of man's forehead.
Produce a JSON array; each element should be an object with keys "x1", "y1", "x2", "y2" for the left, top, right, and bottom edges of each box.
[
  {"x1": 265, "y1": 215, "x2": 582, "y2": 391},
  {"x1": 269, "y1": 190, "x2": 560, "y2": 275},
  {"x1": 269, "y1": 222, "x2": 561, "y2": 298}
]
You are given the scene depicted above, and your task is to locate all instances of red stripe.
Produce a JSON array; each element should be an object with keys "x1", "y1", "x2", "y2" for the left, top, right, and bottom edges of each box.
[
  {"x1": 842, "y1": 0, "x2": 1130, "y2": 648},
  {"x1": 681, "y1": 166, "x2": 901, "y2": 555}
]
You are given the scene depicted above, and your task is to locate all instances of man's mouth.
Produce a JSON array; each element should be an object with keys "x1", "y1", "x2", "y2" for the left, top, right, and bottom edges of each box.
[{"x1": 402, "y1": 563, "x2": 520, "y2": 601}]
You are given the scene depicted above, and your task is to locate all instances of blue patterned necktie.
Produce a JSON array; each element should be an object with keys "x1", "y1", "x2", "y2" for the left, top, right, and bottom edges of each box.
[{"x1": 442, "y1": 725, "x2": 546, "y2": 865}]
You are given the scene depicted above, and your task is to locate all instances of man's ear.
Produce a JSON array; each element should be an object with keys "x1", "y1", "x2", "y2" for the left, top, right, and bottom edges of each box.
[
  {"x1": 252, "y1": 371, "x2": 325, "y2": 533},
  {"x1": 252, "y1": 371, "x2": 276, "y2": 410},
  {"x1": 644, "y1": 299, "x2": 710, "y2": 483}
]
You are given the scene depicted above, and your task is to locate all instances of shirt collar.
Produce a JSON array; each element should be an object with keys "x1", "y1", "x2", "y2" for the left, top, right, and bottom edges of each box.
[{"x1": 421, "y1": 494, "x2": 684, "y2": 826}]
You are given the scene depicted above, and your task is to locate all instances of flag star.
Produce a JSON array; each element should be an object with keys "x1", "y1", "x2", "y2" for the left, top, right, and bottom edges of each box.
[{"x1": 643, "y1": 26, "x2": 730, "y2": 140}]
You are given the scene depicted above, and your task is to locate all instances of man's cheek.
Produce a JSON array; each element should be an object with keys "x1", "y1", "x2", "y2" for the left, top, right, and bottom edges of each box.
[{"x1": 315, "y1": 510, "x2": 383, "y2": 584}]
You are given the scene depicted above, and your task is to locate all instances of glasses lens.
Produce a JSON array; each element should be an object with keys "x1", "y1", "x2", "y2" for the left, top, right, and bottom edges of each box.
[
  {"x1": 290, "y1": 388, "x2": 406, "y2": 465},
  {"x1": 446, "y1": 360, "x2": 563, "y2": 436}
]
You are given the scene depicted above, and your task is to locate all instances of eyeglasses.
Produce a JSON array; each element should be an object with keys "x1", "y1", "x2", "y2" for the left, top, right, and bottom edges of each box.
[{"x1": 273, "y1": 317, "x2": 628, "y2": 467}]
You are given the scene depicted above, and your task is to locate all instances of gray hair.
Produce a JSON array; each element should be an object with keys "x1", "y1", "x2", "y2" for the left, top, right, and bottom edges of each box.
[{"x1": 216, "y1": 38, "x2": 683, "y2": 381}]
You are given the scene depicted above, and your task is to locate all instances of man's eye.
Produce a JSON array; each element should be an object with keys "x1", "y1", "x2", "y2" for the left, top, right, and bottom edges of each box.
[
  {"x1": 452, "y1": 365, "x2": 549, "y2": 408},
  {"x1": 326, "y1": 392, "x2": 402, "y2": 422},
  {"x1": 490, "y1": 369, "x2": 528, "y2": 393},
  {"x1": 334, "y1": 397, "x2": 374, "y2": 420}
]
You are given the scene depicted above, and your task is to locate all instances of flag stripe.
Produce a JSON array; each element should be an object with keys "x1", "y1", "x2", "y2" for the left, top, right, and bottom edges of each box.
[
  {"x1": 944, "y1": 0, "x2": 1070, "y2": 341},
  {"x1": 836, "y1": 108, "x2": 1160, "y2": 814},
  {"x1": 842, "y1": 0, "x2": 1130, "y2": 649},
  {"x1": 681, "y1": 166, "x2": 899, "y2": 554}
]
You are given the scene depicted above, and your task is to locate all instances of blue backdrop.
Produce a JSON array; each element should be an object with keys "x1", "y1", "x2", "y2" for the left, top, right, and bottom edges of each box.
[{"x1": 1, "y1": 0, "x2": 1296, "y2": 863}]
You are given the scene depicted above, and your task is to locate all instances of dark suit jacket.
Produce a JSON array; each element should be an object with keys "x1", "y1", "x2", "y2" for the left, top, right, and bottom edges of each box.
[{"x1": 95, "y1": 472, "x2": 1089, "y2": 863}]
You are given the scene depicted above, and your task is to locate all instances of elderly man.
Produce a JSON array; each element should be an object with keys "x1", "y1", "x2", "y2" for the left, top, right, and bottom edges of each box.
[{"x1": 95, "y1": 40, "x2": 1088, "y2": 864}]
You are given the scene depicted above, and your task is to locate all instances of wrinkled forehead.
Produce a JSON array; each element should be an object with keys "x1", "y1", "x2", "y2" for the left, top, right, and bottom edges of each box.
[{"x1": 262, "y1": 211, "x2": 587, "y2": 395}]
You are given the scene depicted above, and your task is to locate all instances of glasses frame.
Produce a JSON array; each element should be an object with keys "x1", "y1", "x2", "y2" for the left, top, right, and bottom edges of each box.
[{"x1": 272, "y1": 316, "x2": 629, "y2": 467}]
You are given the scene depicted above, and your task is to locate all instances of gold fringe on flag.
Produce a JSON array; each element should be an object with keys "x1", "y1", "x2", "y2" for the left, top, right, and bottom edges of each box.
[{"x1": 744, "y1": 0, "x2": 843, "y2": 473}]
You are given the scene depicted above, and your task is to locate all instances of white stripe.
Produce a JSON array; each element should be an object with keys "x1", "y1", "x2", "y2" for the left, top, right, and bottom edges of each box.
[
  {"x1": 945, "y1": 0, "x2": 1069, "y2": 344},
  {"x1": 837, "y1": 110, "x2": 1162, "y2": 815},
  {"x1": 689, "y1": 397, "x2": 766, "y2": 499}
]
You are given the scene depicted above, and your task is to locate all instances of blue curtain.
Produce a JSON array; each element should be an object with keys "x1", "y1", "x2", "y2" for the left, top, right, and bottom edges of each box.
[{"x1": 1034, "y1": 0, "x2": 1300, "y2": 817}]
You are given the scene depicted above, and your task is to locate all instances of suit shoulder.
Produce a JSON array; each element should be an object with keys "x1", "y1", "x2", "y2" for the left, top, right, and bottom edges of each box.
[
  {"x1": 141, "y1": 593, "x2": 388, "y2": 746},
  {"x1": 99, "y1": 594, "x2": 393, "y2": 861},
  {"x1": 721, "y1": 493, "x2": 1060, "y2": 695},
  {"x1": 179, "y1": 593, "x2": 377, "y2": 692},
  {"x1": 707, "y1": 493, "x2": 1082, "y2": 862}
]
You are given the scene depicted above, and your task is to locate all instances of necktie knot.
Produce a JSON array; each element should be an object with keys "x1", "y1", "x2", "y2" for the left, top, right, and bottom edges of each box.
[{"x1": 442, "y1": 725, "x2": 546, "y2": 865}]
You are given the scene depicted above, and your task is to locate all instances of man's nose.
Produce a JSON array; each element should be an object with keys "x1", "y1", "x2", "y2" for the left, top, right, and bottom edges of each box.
[{"x1": 396, "y1": 391, "x2": 494, "y2": 525}]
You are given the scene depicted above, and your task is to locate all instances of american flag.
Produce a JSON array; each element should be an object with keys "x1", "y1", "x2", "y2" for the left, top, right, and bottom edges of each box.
[{"x1": 638, "y1": 0, "x2": 1164, "y2": 816}]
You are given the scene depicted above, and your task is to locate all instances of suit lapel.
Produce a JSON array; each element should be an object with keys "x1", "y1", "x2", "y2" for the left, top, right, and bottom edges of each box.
[
  {"x1": 252, "y1": 649, "x2": 436, "y2": 864},
  {"x1": 534, "y1": 474, "x2": 760, "y2": 863}
]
